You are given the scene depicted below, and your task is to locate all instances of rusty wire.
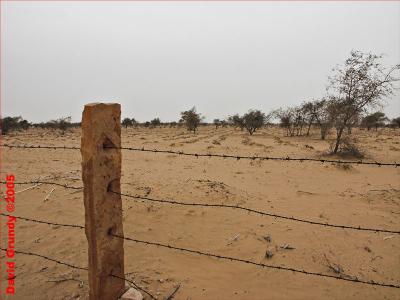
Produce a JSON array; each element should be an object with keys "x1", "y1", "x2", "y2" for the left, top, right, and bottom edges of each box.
[
  {"x1": 2, "y1": 143, "x2": 398, "y2": 167},
  {"x1": 3, "y1": 213, "x2": 400, "y2": 290}
]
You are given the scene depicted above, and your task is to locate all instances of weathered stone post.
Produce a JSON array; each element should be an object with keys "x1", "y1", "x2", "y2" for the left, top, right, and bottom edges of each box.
[{"x1": 81, "y1": 103, "x2": 125, "y2": 300}]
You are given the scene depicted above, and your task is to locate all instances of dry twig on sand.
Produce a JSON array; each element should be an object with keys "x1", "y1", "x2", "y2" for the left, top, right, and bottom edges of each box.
[
  {"x1": 15, "y1": 183, "x2": 43, "y2": 194},
  {"x1": 46, "y1": 277, "x2": 83, "y2": 284},
  {"x1": 280, "y1": 244, "x2": 295, "y2": 250},
  {"x1": 324, "y1": 254, "x2": 343, "y2": 273},
  {"x1": 227, "y1": 234, "x2": 240, "y2": 246},
  {"x1": 164, "y1": 284, "x2": 181, "y2": 300},
  {"x1": 323, "y1": 254, "x2": 353, "y2": 279},
  {"x1": 44, "y1": 188, "x2": 56, "y2": 202}
]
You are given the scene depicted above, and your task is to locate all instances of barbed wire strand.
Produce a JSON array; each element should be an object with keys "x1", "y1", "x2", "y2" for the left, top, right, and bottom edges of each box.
[
  {"x1": 0, "y1": 180, "x2": 83, "y2": 190},
  {"x1": 2, "y1": 213, "x2": 398, "y2": 290},
  {"x1": 2, "y1": 141, "x2": 399, "y2": 293},
  {"x1": 0, "y1": 213, "x2": 84, "y2": 229},
  {"x1": 112, "y1": 191, "x2": 400, "y2": 235},
  {"x1": 3, "y1": 180, "x2": 399, "y2": 235},
  {"x1": 1, "y1": 144, "x2": 80, "y2": 150},
  {"x1": 2, "y1": 144, "x2": 398, "y2": 167},
  {"x1": 113, "y1": 146, "x2": 399, "y2": 167},
  {"x1": 111, "y1": 233, "x2": 400, "y2": 289},
  {"x1": 0, "y1": 214, "x2": 155, "y2": 298},
  {"x1": 0, "y1": 247, "x2": 87, "y2": 271}
]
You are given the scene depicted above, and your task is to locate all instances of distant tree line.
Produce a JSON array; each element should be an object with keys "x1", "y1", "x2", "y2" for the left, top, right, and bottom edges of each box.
[
  {"x1": 0, "y1": 116, "x2": 79, "y2": 135},
  {"x1": 0, "y1": 116, "x2": 30, "y2": 135},
  {"x1": 1, "y1": 51, "x2": 399, "y2": 158}
]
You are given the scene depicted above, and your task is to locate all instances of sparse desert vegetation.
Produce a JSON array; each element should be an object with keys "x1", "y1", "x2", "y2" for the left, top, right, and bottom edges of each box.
[
  {"x1": 2, "y1": 1, "x2": 400, "y2": 298},
  {"x1": 1, "y1": 123, "x2": 399, "y2": 299}
]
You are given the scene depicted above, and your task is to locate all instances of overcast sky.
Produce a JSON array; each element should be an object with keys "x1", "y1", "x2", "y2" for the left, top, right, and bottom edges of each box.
[{"x1": 1, "y1": 1, "x2": 399, "y2": 123}]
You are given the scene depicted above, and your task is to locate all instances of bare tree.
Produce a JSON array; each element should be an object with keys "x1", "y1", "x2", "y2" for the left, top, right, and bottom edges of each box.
[
  {"x1": 274, "y1": 108, "x2": 294, "y2": 136},
  {"x1": 327, "y1": 51, "x2": 399, "y2": 154},
  {"x1": 302, "y1": 99, "x2": 337, "y2": 137},
  {"x1": 304, "y1": 99, "x2": 333, "y2": 140},
  {"x1": 345, "y1": 112, "x2": 361, "y2": 134},
  {"x1": 301, "y1": 101, "x2": 315, "y2": 136},
  {"x1": 293, "y1": 106, "x2": 306, "y2": 136},
  {"x1": 275, "y1": 107, "x2": 306, "y2": 137}
]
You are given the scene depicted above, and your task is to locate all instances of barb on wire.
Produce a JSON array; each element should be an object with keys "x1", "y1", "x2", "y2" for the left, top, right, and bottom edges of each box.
[
  {"x1": 1, "y1": 144, "x2": 80, "y2": 150},
  {"x1": 109, "y1": 146, "x2": 399, "y2": 167},
  {"x1": 112, "y1": 190, "x2": 400, "y2": 235},
  {"x1": 0, "y1": 213, "x2": 84, "y2": 229},
  {"x1": 4, "y1": 181, "x2": 399, "y2": 235},
  {"x1": 3, "y1": 210, "x2": 400, "y2": 290},
  {"x1": 112, "y1": 233, "x2": 400, "y2": 289},
  {"x1": 1, "y1": 144, "x2": 398, "y2": 167},
  {"x1": 0, "y1": 180, "x2": 83, "y2": 190},
  {"x1": 0, "y1": 247, "x2": 87, "y2": 271}
]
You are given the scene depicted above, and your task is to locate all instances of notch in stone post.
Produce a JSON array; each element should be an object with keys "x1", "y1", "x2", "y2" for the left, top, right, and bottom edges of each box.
[{"x1": 81, "y1": 103, "x2": 125, "y2": 300}]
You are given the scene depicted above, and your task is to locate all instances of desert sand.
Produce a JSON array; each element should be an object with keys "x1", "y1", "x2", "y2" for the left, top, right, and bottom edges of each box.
[{"x1": 1, "y1": 126, "x2": 399, "y2": 300}]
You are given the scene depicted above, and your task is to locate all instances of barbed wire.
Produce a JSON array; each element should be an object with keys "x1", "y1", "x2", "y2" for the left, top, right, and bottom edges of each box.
[
  {"x1": 0, "y1": 247, "x2": 87, "y2": 271},
  {"x1": 3, "y1": 213, "x2": 399, "y2": 290},
  {"x1": 2, "y1": 143, "x2": 398, "y2": 167},
  {"x1": 0, "y1": 229, "x2": 155, "y2": 299},
  {"x1": 0, "y1": 213, "x2": 84, "y2": 229},
  {"x1": 1, "y1": 144, "x2": 80, "y2": 150},
  {"x1": 113, "y1": 146, "x2": 399, "y2": 167},
  {"x1": 112, "y1": 190, "x2": 400, "y2": 235},
  {"x1": 3, "y1": 139, "x2": 399, "y2": 294},
  {"x1": 111, "y1": 233, "x2": 400, "y2": 289},
  {"x1": 4, "y1": 180, "x2": 399, "y2": 235},
  {"x1": 0, "y1": 180, "x2": 83, "y2": 190}
]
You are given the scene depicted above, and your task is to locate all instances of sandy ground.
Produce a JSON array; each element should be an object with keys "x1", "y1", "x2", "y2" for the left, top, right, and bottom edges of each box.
[{"x1": 1, "y1": 125, "x2": 399, "y2": 300}]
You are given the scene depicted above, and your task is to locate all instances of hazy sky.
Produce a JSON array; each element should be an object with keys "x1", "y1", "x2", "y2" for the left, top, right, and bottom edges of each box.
[{"x1": 2, "y1": 1, "x2": 400, "y2": 122}]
